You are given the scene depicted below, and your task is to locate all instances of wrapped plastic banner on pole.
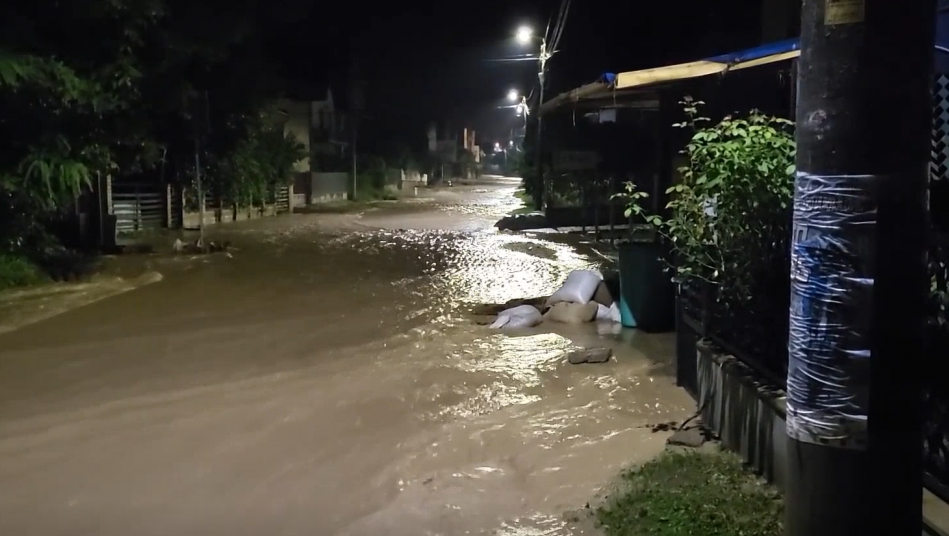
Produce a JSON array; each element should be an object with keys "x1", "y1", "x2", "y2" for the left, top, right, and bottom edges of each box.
[{"x1": 786, "y1": 172, "x2": 878, "y2": 451}]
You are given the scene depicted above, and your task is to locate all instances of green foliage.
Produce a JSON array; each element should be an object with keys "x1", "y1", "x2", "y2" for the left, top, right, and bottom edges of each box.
[
  {"x1": 651, "y1": 98, "x2": 796, "y2": 299},
  {"x1": 597, "y1": 450, "x2": 782, "y2": 536},
  {"x1": 612, "y1": 181, "x2": 662, "y2": 225},
  {"x1": 211, "y1": 109, "x2": 306, "y2": 206},
  {"x1": 355, "y1": 154, "x2": 389, "y2": 197},
  {"x1": 378, "y1": 141, "x2": 418, "y2": 171},
  {"x1": 0, "y1": 0, "x2": 302, "y2": 279},
  {"x1": 0, "y1": 254, "x2": 44, "y2": 291}
]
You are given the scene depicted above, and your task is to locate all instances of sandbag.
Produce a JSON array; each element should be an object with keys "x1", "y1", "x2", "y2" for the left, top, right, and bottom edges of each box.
[
  {"x1": 543, "y1": 302, "x2": 598, "y2": 325},
  {"x1": 489, "y1": 304, "x2": 543, "y2": 329},
  {"x1": 595, "y1": 303, "x2": 622, "y2": 323},
  {"x1": 592, "y1": 281, "x2": 614, "y2": 308},
  {"x1": 546, "y1": 270, "x2": 603, "y2": 307}
]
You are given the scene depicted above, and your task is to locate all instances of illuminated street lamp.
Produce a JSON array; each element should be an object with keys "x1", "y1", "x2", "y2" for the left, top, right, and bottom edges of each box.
[
  {"x1": 516, "y1": 26, "x2": 533, "y2": 45},
  {"x1": 507, "y1": 89, "x2": 519, "y2": 102}
]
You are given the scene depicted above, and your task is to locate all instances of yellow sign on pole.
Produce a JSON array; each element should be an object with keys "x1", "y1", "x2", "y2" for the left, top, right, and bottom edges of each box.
[{"x1": 825, "y1": 0, "x2": 865, "y2": 26}]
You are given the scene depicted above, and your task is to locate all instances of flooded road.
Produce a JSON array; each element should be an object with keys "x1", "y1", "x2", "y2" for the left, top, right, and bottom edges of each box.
[{"x1": 0, "y1": 177, "x2": 694, "y2": 536}]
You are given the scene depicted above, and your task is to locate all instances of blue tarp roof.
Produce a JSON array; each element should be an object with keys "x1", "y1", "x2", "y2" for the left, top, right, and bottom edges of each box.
[
  {"x1": 543, "y1": 6, "x2": 949, "y2": 113},
  {"x1": 936, "y1": 1, "x2": 949, "y2": 71},
  {"x1": 703, "y1": 6, "x2": 949, "y2": 72},
  {"x1": 705, "y1": 39, "x2": 799, "y2": 65}
]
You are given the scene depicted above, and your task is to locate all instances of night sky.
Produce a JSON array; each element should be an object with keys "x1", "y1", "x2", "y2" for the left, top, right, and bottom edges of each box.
[{"x1": 262, "y1": 0, "x2": 762, "y2": 148}]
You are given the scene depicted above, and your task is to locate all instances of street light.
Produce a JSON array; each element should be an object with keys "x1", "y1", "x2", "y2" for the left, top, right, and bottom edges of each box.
[
  {"x1": 516, "y1": 26, "x2": 532, "y2": 45},
  {"x1": 507, "y1": 89, "x2": 519, "y2": 102}
]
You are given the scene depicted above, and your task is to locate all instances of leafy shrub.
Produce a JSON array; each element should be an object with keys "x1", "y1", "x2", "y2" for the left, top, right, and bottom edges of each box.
[
  {"x1": 211, "y1": 108, "x2": 307, "y2": 206},
  {"x1": 663, "y1": 98, "x2": 796, "y2": 295},
  {"x1": 0, "y1": 254, "x2": 44, "y2": 290}
]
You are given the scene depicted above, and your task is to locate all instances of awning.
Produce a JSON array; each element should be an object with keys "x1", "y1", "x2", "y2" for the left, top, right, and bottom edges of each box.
[
  {"x1": 543, "y1": 12, "x2": 949, "y2": 116},
  {"x1": 539, "y1": 74, "x2": 660, "y2": 115},
  {"x1": 615, "y1": 39, "x2": 800, "y2": 89},
  {"x1": 541, "y1": 40, "x2": 800, "y2": 115}
]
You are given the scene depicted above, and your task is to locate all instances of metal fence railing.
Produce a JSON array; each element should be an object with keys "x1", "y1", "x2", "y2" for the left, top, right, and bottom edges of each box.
[
  {"x1": 111, "y1": 182, "x2": 166, "y2": 233},
  {"x1": 924, "y1": 232, "x2": 949, "y2": 501}
]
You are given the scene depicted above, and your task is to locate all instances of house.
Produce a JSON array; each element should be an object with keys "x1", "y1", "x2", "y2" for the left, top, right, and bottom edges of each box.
[
  {"x1": 276, "y1": 99, "x2": 313, "y2": 208},
  {"x1": 277, "y1": 92, "x2": 351, "y2": 207},
  {"x1": 309, "y1": 88, "x2": 348, "y2": 157},
  {"x1": 462, "y1": 127, "x2": 480, "y2": 165},
  {"x1": 425, "y1": 123, "x2": 483, "y2": 181}
]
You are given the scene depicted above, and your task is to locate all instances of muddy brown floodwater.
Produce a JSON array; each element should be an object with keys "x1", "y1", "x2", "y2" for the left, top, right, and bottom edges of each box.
[{"x1": 0, "y1": 176, "x2": 694, "y2": 536}]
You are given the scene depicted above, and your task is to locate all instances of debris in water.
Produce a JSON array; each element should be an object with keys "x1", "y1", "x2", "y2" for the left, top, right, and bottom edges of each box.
[
  {"x1": 667, "y1": 427, "x2": 711, "y2": 448},
  {"x1": 566, "y1": 347, "x2": 613, "y2": 364},
  {"x1": 647, "y1": 421, "x2": 679, "y2": 433},
  {"x1": 173, "y1": 238, "x2": 231, "y2": 255}
]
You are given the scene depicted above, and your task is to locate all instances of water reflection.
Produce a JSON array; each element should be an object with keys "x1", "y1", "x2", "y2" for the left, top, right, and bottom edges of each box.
[{"x1": 456, "y1": 333, "x2": 568, "y2": 386}]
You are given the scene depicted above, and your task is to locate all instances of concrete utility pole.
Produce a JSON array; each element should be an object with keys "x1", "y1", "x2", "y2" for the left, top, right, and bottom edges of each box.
[
  {"x1": 349, "y1": 59, "x2": 364, "y2": 201},
  {"x1": 534, "y1": 39, "x2": 549, "y2": 211},
  {"x1": 786, "y1": 1, "x2": 935, "y2": 535},
  {"x1": 192, "y1": 90, "x2": 209, "y2": 248}
]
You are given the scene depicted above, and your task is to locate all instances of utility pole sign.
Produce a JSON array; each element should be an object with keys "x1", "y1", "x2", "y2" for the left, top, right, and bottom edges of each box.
[{"x1": 825, "y1": 0, "x2": 865, "y2": 26}]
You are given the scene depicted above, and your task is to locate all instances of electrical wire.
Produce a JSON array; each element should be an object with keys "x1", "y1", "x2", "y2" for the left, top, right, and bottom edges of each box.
[{"x1": 550, "y1": 0, "x2": 572, "y2": 54}]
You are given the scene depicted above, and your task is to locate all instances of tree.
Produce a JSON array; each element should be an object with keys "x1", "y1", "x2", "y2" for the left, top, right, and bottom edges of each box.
[{"x1": 0, "y1": 0, "x2": 302, "y2": 251}]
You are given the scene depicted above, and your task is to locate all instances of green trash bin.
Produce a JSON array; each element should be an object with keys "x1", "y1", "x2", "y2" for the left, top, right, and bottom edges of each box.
[{"x1": 616, "y1": 238, "x2": 675, "y2": 332}]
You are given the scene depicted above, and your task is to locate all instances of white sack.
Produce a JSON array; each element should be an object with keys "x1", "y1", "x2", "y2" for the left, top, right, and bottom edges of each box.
[
  {"x1": 489, "y1": 304, "x2": 543, "y2": 329},
  {"x1": 595, "y1": 302, "x2": 623, "y2": 323},
  {"x1": 546, "y1": 270, "x2": 603, "y2": 307},
  {"x1": 609, "y1": 302, "x2": 622, "y2": 323}
]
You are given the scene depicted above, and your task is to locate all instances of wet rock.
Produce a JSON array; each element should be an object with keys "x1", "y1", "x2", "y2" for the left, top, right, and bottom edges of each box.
[
  {"x1": 567, "y1": 347, "x2": 613, "y2": 365},
  {"x1": 667, "y1": 427, "x2": 709, "y2": 448},
  {"x1": 495, "y1": 212, "x2": 549, "y2": 231}
]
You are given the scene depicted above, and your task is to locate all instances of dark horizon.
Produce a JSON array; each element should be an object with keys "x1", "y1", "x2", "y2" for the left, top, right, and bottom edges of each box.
[{"x1": 262, "y1": 0, "x2": 768, "y2": 148}]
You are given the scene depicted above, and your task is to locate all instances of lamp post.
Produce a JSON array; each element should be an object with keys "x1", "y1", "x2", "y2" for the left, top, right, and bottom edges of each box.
[{"x1": 516, "y1": 25, "x2": 552, "y2": 210}]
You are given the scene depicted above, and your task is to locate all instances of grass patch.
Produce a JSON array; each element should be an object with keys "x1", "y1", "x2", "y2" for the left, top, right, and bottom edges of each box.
[
  {"x1": 0, "y1": 254, "x2": 46, "y2": 291},
  {"x1": 510, "y1": 188, "x2": 537, "y2": 215},
  {"x1": 597, "y1": 450, "x2": 782, "y2": 536}
]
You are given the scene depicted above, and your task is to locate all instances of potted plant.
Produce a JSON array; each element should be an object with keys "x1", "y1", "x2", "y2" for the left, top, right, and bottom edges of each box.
[{"x1": 611, "y1": 181, "x2": 675, "y2": 332}]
